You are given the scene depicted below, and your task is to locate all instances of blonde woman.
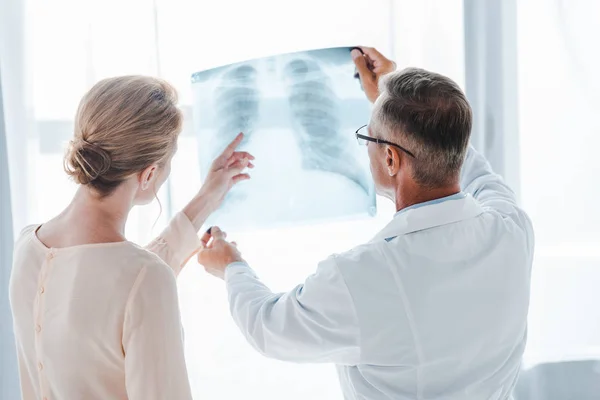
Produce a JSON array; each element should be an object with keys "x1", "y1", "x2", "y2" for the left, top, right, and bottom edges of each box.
[{"x1": 9, "y1": 76, "x2": 253, "y2": 400}]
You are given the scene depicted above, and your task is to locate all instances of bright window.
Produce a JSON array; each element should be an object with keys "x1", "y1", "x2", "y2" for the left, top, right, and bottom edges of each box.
[
  {"x1": 517, "y1": 0, "x2": 600, "y2": 367},
  {"x1": 21, "y1": 0, "x2": 465, "y2": 397}
]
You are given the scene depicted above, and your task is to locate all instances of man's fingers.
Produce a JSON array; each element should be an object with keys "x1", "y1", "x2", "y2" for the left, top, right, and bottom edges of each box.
[
  {"x1": 359, "y1": 46, "x2": 385, "y2": 62},
  {"x1": 210, "y1": 226, "x2": 226, "y2": 240},
  {"x1": 359, "y1": 46, "x2": 395, "y2": 74},
  {"x1": 352, "y1": 49, "x2": 379, "y2": 102},
  {"x1": 352, "y1": 49, "x2": 375, "y2": 83},
  {"x1": 200, "y1": 229, "x2": 212, "y2": 247},
  {"x1": 199, "y1": 226, "x2": 227, "y2": 248},
  {"x1": 351, "y1": 50, "x2": 378, "y2": 102}
]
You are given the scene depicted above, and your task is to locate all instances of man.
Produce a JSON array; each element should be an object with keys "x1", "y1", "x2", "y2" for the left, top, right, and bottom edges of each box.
[{"x1": 197, "y1": 47, "x2": 534, "y2": 400}]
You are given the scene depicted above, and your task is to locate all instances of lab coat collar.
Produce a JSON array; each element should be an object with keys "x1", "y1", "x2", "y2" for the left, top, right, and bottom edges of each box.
[{"x1": 371, "y1": 194, "x2": 484, "y2": 242}]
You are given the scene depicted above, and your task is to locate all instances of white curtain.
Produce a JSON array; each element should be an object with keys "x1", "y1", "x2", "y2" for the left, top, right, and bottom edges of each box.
[
  {"x1": 0, "y1": 65, "x2": 20, "y2": 400},
  {"x1": 0, "y1": 0, "x2": 465, "y2": 398},
  {"x1": 1, "y1": 0, "x2": 25, "y2": 395}
]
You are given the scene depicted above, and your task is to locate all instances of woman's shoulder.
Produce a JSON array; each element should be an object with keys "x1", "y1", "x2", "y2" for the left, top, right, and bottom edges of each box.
[
  {"x1": 15, "y1": 224, "x2": 41, "y2": 243},
  {"x1": 18, "y1": 224, "x2": 39, "y2": 237},
  {"x1": 73, "y1": 244, "x2": 178, "y2": 298},
  {"x1": 120, "y1": 243, "x2": 176, "y2": 278},
  {"x1": 123, "y1": 246, "x2": 179, "y2": 303},
  {"x1": 13, "y1": 224, "x2": 43, "y2": 255}
]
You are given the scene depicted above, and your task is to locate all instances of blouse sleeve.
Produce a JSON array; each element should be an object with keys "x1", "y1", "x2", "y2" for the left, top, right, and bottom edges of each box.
[
  {"x1": 145, "y1": 212, "x2": 201, "y2": 277},
  {"x1": 122, "y1": 262, "x2": 193, "y2": 400}
]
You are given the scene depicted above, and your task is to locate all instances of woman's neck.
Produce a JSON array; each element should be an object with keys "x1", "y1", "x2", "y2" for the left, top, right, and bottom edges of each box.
[
  {"x1": 70, "y1": 186, "x2": 131, "y2": 234},
  {"x1": 37, "y1": 185, "x2": 136, "y2": 248},
  {"x1": 47, "y1": 185, "x2": 134, "y2": 246}
]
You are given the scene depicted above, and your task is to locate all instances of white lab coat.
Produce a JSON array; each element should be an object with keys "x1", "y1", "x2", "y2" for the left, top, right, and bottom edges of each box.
[{"x1": 224, "y1": 146, "x2": 534, "y2": 400}]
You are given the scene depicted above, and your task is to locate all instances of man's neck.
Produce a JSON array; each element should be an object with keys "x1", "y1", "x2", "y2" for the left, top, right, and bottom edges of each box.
[{"x1": 395, "y1": 183, "x2": 461, "y2": 213}]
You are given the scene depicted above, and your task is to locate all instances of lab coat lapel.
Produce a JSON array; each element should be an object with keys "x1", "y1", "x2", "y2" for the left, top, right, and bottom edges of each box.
[{"x1": 370, "y1": 194, "x2": 484, "y2": 242}]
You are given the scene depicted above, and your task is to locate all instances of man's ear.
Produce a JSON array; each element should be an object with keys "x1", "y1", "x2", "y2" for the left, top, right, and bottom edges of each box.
[{"x1": 386, "y1": 147, "x2": 401, "y2": 176}]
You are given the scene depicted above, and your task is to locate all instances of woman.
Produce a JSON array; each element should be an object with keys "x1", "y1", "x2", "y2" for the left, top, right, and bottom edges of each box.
[{"x1": 9, "y1": 76, "x2": 253, "y2": 399}]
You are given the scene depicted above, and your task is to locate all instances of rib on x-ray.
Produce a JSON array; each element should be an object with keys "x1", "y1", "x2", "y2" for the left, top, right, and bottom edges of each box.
[{"x1": 192, "y1": 47, "x2": 375, "y2": 230}]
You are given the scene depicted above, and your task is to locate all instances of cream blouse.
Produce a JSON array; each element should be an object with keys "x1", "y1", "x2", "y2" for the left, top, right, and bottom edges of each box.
[{"x1": 9, "y1": 212, "x2": 201, "y2": 400}]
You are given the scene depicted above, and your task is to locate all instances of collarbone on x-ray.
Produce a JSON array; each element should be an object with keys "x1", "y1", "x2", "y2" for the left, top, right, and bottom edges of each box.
[{"x1": 192, "y1": 47, "x2": 375, "y2": 230}]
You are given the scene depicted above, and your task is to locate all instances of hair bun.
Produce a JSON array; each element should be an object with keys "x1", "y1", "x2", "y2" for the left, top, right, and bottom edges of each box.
[{"x1": 65, "y1": 138, "x2": 112, "y2": 185}]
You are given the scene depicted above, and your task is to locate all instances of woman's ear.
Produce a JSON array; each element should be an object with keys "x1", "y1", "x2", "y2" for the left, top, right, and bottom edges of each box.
[{"x1": 140, "y1": 164, "x2": 158, "y2": 191}]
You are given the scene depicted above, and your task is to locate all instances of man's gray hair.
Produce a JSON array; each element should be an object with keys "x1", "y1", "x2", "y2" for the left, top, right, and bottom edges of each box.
[{"x1": 373, "y1": 67, "x2": 472, "y2": 187}]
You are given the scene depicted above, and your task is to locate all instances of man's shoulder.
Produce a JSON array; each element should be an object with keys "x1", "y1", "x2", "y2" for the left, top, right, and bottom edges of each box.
[
  {"x1": 331, "y1": 241, "x2": 385, "y2": 265},
  {"x1": 326, "y1": 241, "x2": 393, "y2": 283}
]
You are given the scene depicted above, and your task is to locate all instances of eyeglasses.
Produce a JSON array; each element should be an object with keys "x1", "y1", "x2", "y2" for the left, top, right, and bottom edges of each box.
[{"x1": 355, "y1": 125, "x2": 416, "y2": 158}]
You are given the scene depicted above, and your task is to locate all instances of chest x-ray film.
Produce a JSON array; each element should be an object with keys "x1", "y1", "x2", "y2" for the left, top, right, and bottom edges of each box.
[{"x1": 191, "y1": 46, "x2": 375, "y2": 230}]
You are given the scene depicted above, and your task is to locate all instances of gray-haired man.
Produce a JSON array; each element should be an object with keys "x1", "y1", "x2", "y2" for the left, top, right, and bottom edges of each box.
[{"x1": 198, "y1": 48, "x2": 534, "y2": 400}]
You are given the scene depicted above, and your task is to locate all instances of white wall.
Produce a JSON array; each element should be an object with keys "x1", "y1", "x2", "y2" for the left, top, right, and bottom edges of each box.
[{"x1": 393, "y1": 0, "x2": 465, "y2": 89}]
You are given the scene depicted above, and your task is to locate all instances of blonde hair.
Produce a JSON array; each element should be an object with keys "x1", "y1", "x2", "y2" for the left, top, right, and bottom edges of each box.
[{"x1": 64, "y1": 76, "x2": 183, "y2": 196}]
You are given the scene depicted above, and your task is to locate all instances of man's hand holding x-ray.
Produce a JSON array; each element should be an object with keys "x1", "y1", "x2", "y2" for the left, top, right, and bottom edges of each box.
[{"x1": 351, "y1": 46, "x2": 396, "y2": 103}]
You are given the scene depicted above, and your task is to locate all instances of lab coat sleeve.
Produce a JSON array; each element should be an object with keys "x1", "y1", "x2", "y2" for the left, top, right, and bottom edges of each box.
[
  {"x1": 224, "y1": 258, "x2": 361, "y2": 365},
  {"x1": 460, "y1": 145, "x2": 534, "y2": 248},
  {"x1": 145, "y1": 212, "x2": 201, "y2": 277}
]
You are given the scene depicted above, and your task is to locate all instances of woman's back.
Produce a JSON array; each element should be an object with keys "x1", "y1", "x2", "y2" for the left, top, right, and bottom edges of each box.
[
  {"x1": 8, "y1": 74, "x2": 252, "y2": 399},
  {"x1": 10, "y1": 222, "x2": 195, "y2": 400}
]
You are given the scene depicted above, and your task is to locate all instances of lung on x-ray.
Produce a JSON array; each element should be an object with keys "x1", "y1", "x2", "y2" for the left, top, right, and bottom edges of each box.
[{"x1": 191, "y1": 46, "x2": 376, "y2": 230}]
